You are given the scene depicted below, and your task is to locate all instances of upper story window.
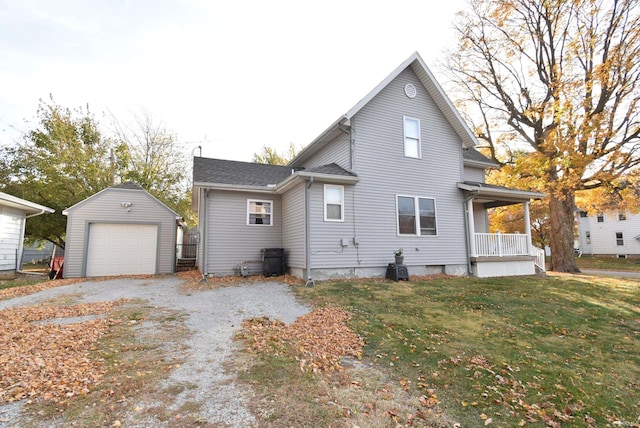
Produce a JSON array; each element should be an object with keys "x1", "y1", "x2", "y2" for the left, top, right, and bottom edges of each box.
[
  {"x1": 324, "y1": 184, "x2": 344, "y2": 222},
  {"x1": 247, "y1": 199, "x2": 272, "y2": 226},
  {"x1": 397, "y1": 195, "x2": 437, "y2": 236},
  {"x1": 403, "y1": 116, "x2": 421, "y2": 158},
  {"x1": 596, "y1": 213, "x2": 604, "y2": 223},
  {"x1": 616, "y1": 232, "x2": 624, "y2": 246},
  {"x1": 618, "y1": 212, "x2": 627, "y2": 221},
  {"x1": 579, "y1": 211, "x2": 588, "y2": 218}
]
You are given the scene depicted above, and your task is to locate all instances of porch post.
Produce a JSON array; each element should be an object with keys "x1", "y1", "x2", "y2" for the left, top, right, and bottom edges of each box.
[
  {"x1": 523, "y1": 201, "x2": 533, "y2": 255},
  {"x1": 466, "y1": 199, "x2": 476, "y2": 257}
]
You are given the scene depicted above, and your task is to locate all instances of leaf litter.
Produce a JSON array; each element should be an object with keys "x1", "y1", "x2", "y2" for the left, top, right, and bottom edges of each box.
[
  {"x1": 238, "y1": 306, "x2": 364, "y2": 373},
  {"x1": 0, "y1": 299, "x2": 130, "y2": 405}
]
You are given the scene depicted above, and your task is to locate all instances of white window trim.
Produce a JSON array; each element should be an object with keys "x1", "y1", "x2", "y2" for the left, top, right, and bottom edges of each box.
[
  {"x1": 615, "y1": 231, "x2": 624, "y2": 246},
  {"x1": 403, "y1": 116, "x2": 422, "y2": 159},
  {"x1": 246, "y1": 199, "x2": 273, "y2": 226},
  {"x1": 396, "y1": 194, "x2": 438, "y2": 237},
  {"x1": 324, "y1": 184, "x2": 344, "y2": 222}
]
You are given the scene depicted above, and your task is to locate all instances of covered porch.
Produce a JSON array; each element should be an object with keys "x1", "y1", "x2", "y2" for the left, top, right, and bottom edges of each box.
[{"x1": 458, "y1": 181, "x2": 546, "y2": 277}]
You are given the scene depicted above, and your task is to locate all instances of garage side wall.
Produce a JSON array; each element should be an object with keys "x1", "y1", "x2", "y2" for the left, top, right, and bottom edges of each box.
[{"x1": 64, "y1": 189, "x2": 177, "y2": 278}]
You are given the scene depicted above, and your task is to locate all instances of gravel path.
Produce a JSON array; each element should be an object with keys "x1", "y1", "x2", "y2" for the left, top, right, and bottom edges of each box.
[{"x1": 0, "y1": 276, "x2": 311, "y2": 427}]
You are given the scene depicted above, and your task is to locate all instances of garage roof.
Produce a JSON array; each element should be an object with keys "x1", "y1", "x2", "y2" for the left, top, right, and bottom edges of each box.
[{"x1": 0, "y1": 191, "x2": 55, "y2": 216}]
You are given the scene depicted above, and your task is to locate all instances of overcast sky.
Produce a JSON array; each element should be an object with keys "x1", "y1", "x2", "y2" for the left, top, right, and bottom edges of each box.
[{"x1": 0, "y1": 0, "x2": 466, "y2": 162}]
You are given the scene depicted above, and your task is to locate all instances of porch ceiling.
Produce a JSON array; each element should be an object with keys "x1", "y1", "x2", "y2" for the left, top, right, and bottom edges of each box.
[{"x1": 458, "y1": 181, "x2": 545, "y2": 208}]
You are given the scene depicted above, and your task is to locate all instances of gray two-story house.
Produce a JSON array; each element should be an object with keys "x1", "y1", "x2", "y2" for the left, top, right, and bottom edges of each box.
[{"x1": 193, "y1": 52, "x2": 545, "y2": 282}]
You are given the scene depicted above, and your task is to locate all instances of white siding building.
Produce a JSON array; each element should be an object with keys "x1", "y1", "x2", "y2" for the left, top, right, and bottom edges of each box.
[{"x1": 576, "y1": 210, "x2": 640, "y2": 258}]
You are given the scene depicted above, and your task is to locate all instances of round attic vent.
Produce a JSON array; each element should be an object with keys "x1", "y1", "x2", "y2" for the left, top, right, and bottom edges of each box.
[{"x1": 404, "y1": 83, "x2": 417, "y2": 98}]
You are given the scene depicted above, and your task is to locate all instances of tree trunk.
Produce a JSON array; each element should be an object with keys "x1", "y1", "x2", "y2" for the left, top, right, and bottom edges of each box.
[{"x1": 548, "y1": 191, "x2": 580, "y2": 273}]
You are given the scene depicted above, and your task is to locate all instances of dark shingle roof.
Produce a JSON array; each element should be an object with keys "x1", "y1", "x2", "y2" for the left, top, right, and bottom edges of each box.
[
  {"x1": 307, "y1": 163, "x2": 357, "y2": 177},
  {"x1": 193, "y1": 158, "x2": 357, "y2": 187},
  {"x1": 463, "y1": 148, "x2": 497, "y2": 166},
  {"x1": 193, "y1": 157, "x2": 294, "y2": 186}
]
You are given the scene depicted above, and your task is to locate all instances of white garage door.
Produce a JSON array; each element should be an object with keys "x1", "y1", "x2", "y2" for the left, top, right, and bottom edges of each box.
[{"x1": 86, "y1": 223, "x2": 158, "y2": 277}]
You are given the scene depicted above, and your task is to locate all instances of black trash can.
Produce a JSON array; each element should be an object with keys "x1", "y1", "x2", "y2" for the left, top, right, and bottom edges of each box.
[{"x1": 261, "y1": 248, "x2": 284, "y2": 276}]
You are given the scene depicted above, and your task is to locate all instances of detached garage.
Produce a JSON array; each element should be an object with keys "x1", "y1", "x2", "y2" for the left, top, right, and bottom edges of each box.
[{"x1": 62, "y1": 182, "x2": 181, "y2": 278}]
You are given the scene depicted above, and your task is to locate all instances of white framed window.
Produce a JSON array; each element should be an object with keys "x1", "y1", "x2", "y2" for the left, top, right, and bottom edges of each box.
[
  {"x1": 616, "y1": 232, "x2": 624, "y2": 246},
  {"x1": 396, "y1": 195, "x2": 437, "y2": 236},
  {"x1": 618, "y1": 212, "x2": 627, "y2": 221},
  {"x1": 403, "y1": 116, "x2": 421, "y2": 158},
  {"x1": 585, "y1": 231, "x2": 591, "y2": 244},
  {"x1": 247, "y1": 199, "x2": 272, "y2": 226},
  {"x1": 324, "y1": 184, "x2": 344, "y2": 222},
  {"x1": 597, "y1": 213, "x2": 604, "y2": 223}
]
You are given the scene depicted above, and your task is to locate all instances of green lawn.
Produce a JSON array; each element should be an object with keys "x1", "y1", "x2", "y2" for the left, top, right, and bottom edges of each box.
[
  {"x1": 576, "y1": 255, "x2": 640, "y2": 271},
  {"x1": 295, "y1": 274, "x2": 640, "y2": 427}
]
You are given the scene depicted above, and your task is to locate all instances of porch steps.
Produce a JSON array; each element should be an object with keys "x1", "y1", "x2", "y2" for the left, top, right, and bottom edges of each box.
[{"x1": 176, "y1": 258, "x2": 196, "y2": 272}]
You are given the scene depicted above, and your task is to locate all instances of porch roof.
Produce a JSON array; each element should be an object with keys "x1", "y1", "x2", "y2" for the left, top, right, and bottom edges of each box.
[{"x1": 458, "y1": 181, "x2": 545, "y2": 208}]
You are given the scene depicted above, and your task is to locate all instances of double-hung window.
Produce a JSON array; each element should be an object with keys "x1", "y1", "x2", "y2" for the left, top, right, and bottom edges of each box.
[
  {"x1": 247, "y1": 199, "x2": 272, "y2": 226},
  {"x1": 324, "y1": 184, "x2": 344, "y2": 221},
  {"x1": 616, "y1": 232, "x2": 624, "y2": 246},
  {"x1": 403, "y1": 116, "x2": 421, "y2": 158},
  {"x1": 397, "y1": 195, "x2": 437, "y2": 236}
]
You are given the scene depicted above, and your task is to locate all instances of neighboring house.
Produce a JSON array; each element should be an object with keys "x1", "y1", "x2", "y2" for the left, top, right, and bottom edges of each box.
[
  {"x1": 193, "y1": 52, "x2": 545, "y2": 281},
  {"x1": 0, "y1": 191, "x2": 54, "y2": 274},
  {"x1": 63, "y1": 182, "x2": 181, "y2": 278},
  {"x1": 576, "y1": 210, "x2": 640, "y2": 258}
]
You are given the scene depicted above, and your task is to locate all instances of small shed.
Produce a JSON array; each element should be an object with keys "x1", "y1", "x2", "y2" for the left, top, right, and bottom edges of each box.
[
  {"x1": 62, "y1": 182, "x2": 181, "y2": 278},
  {"x1": 0, "y1": 192, "x2": 54, "y2": 274}
]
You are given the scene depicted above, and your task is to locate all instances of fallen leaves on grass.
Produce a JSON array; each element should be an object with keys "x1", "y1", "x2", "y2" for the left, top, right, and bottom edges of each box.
[
  {"x1": 238, "y1": 307, "x2": 364, "y2": 373},
  {"x1": 0, "y1": 278, "x2": 89, "y2": 301},
  {"x1": 181, "y1": 273, "x2": 305, "y2": 291},
  {"x1": 0, "y1": 300, "x2": 129, "y2": 404}
]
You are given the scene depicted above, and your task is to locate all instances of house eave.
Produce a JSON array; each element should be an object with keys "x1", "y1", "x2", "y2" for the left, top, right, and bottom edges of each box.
[
  {"x1": 0, "y1": 192, "x2": 55, "y2": 216},
  {"x1": 458, "y1": 182, "x2": 546, "y2": 202},
  {"x1": 193, "y1": 181, "x2": 278, "y2": 194},
  {"x1": 463, "y1": 159, "x2": 499, "y2": 169},
  {"x1": 289, "y1": 116, "x2": 349, "y2": 166},
  {"x1": 193, "y1": 171, "x2": 360, "y2": 196}
]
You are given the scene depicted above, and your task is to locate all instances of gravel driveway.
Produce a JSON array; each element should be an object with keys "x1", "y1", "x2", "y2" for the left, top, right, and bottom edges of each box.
[{"x1": 0, "y1": 276, "x2": 311, "y2": 427}]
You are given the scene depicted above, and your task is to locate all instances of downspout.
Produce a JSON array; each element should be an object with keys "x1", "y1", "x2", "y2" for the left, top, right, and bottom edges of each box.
[
  {"x1": 463, "y1": 191, "x2": 479, "y2": 275},
  {"x1": 305, "y1": 177, "x2": 314, "y2": 287},
  {"x1": 200, "y1": 188, "x2": 208, "y2": 279}
]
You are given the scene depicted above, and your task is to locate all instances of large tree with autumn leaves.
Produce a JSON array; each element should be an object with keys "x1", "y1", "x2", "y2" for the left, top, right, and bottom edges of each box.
[{"x1": 446, "y1": 0, "x2": 640, "y2": 272}]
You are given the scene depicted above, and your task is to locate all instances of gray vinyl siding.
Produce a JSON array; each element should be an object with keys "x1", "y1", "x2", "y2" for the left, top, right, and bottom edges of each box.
[
  {"x1": 344, "y1": 67, "x2": 467, "y2": 267},
  {"x1": 302, "y1": 132, "x2": 351, "y2": 170},
  {"x1": 196, "y1": 187, "x2": 206, "y2": 272},
  {"x1": 282, "y1": 183, "x2": 305, "y2": 269},
  {"x1": 308, "y1": 182, "x2": 358, "y2": 268},
  {"x1": 464, "y1": 166, "x2": 485, "y2": 183},
  {"x1": 206, "y1": 190, "x2": 282, "y2": 276},
  {"x1": 0, "y1": 207, "x2": 23, "y2": 271},
  {"x1": 63, "y1": 189, "x2": 177, "y2": 278},
  {"x1": 473, "y1": 202, "x2": 489, "y2": 233}
]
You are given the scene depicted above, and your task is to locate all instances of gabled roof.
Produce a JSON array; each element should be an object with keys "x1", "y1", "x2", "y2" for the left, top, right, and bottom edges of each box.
[
  {"x1": 0, "y1": 191, "x2": 55, "y2": 216},
  {"x1": 290, "y1": 51, "x2": 480, "y2": 166},
  {"x1": 62, "y1": 182, "x2": 181, "y2": 219}
]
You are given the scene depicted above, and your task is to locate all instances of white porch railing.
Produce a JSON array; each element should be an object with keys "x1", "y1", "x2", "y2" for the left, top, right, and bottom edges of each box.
[
  {"x1": 533, "y1": 246, "x2": 546, "y2": 271},
  {"x1": 473, "y1": 232, "x2": 529, "y2": 257}
]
